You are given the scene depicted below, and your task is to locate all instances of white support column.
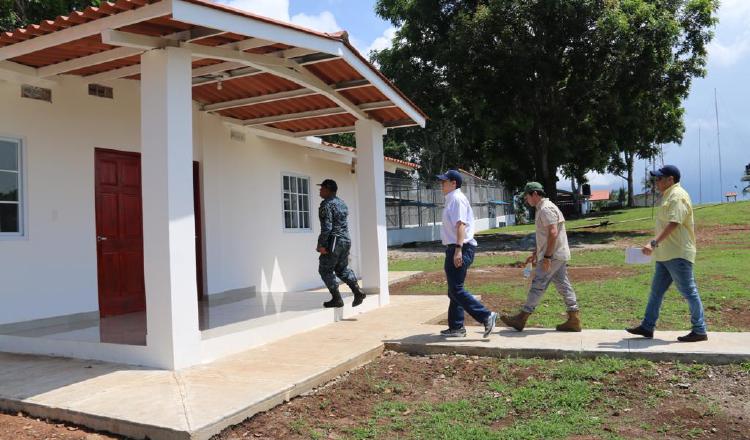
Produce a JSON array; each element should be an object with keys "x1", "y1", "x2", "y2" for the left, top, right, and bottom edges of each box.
[
  {"x1": 354, "y1": 119, "x2": 389, "y2": 305},
  {"x1": 140, "y1": 47, "x2": 200, "y2": 369}
]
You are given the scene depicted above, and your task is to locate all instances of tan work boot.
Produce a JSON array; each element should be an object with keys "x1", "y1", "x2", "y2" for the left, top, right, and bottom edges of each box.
[
  {"x1": 500, "y1": 311, "x2": 531, "y2": 331},
  {"x1": 556, "y1": 310, "x2": 582, "y2": 332}
]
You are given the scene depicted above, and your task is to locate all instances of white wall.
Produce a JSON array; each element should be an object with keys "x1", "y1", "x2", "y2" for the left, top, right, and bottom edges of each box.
[
  {"x1": 386, "y1": 215, "x2": 515, "y2": 247},
  {"x1": 199, "y1": 113, "x2": 361, "y2": 295},
  {"x1": 0, "y1": 75, "x2": 363, "y2": 325},
  {"x1": 0, "y1": 76, "x2": 141, "y2": 324}
]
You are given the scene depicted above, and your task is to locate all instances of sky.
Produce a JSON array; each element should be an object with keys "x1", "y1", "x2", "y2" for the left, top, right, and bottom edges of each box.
[{"x1": 218, "y1": 0, "x2": 749, "y2": 203}]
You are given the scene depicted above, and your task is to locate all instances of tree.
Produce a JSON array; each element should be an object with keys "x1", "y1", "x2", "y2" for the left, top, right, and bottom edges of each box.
[
  {"x1": 605, "y1": 1, "x2": 717, "y2": 207},
  {"x1": 1, "y1": 1, "x2": 100, "y2": 32},
  {"x1": 374, "y1": 0, "x2": 717, "y2": 198}
]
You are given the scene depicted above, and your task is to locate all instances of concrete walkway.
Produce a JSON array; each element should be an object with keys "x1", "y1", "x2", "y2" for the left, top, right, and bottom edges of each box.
[
  {"x1": 1, "y1": 292, "x2": 749, "y2": 440},
  {"x1": 0, "y1": 295, "x2": 447, "y2": 440},
  {"x1": 387, "y1": 325, "x2": 750, "y2": 364}
]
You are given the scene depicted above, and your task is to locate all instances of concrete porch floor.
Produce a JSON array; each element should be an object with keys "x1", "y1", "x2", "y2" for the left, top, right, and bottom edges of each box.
[
  {"x1": 0, "y1": 271, "x2": 423, "y2": 347},
  {"x1": 0, "y1": 295, "x2": 448, "y2": 440}
]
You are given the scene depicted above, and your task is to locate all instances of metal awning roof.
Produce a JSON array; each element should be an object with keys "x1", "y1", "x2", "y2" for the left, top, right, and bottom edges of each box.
[{"x1": 0, "y1": 0, "x2": 426, "y2": 137}]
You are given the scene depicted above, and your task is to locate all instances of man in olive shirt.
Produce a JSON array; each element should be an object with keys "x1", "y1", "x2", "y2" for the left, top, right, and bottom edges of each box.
[
  {"x1": 500, "y1": 182, "x2": 581, "y2": 332},
  {"x1": 627, "y1": 165, "x2": 708, "y2": 342}
]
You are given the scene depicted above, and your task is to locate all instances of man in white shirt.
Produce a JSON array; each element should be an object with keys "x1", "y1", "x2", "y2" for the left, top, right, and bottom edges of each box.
[
  {"x1": 500, "y1": 182, "x2": 581, "y2": 332},
  {"x1": 437, "y1": 170, "x2": 498, "y2": 338}
]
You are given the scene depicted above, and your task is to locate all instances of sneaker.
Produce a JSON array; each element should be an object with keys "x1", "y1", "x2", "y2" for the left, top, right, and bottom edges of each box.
[
  {"x1": 483, "y1": 312, "x2": 498, "y2": 338},
  {"x1": 625, "y1": 325, "x2": 653, "y2": 339},
  {"x1": 440, "y1": 327, "x2": 467, "y2": 338},
  {"x1": 677, "y1": 331, "x2": 708, "y2": 342}
]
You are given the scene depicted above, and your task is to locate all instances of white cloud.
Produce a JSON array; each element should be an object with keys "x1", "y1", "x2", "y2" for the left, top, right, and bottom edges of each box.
[
  {"x1": 215, "y1": 0, "x2": 290, "y2": 22},
  {"x1": 556, "y1": 171, "x2": 624, "y2": 191},
  {"x1": 289, "y1": 11, "x2": 342, "y2": 33},
  {"x1": 707, "y1": 0, "x2": 750, "y2": 67},
  {"x1": 708, "y1": 35, "x2": 750, "y2": 67},
  {"x1": 364, "y1": 27, "x2": 397, "y2": 56}
]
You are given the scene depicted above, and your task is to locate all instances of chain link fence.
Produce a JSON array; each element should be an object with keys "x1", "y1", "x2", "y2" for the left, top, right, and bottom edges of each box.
[{"x1": 385, "y1": 176, "x2": 514, "y2": 230}]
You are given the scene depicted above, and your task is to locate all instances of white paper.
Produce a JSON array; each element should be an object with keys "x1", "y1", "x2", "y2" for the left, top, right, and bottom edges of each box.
[{"x1": 625, "y1": 247, "x2": 652, "y2": 265}]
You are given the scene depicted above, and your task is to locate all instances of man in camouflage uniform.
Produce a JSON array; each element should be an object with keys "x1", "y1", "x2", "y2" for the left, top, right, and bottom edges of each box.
[{"x1": 316, "y1": 179, "x2": 366, "y2": 308}]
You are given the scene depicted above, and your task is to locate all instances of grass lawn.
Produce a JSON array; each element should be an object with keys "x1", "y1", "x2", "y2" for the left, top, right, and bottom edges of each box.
[
  {"x1": 477, "y1": 201, "x2": 750, "y2": 235},
  {"x1": 389, "y1": 201, "x2": 750, "y2": 331}
]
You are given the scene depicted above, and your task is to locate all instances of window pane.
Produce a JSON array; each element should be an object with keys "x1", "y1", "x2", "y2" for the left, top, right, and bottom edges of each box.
[
  {"x1": 283, "y1": 193, "x2": 290, "y2": 210},
  {"x1": 291, "y1": 211, "x2": 298, "y2": 228},
  {"x1": 302, "y1": 212, "x2": 309, "y2": 229},
  {"x1": 0, "y1": 203, "x2": 19, "y2": 233},
  {"x1": 0, "y1": 141, "x2": 18, "y2": 171},
  {"x1": 302, "y1": 178, "x2": 308, "y2": 194},
  {"x1": 291, "y1": 193, "x2": 298, "y2": 211},
  {"x1": 284, "y1": 211, "x2": 292, "y2": 229},
  {"x1": 283, "y1": 176, "x2": 289, "y2": 191},
  {"x1": 0, "y1": 171, "x2": 19, "y2": 201},
  {"x1": 290, "y1": 177, "x2": 297, "y2": 193},
  {"x1": 302, "y1": 195, "x2": 309, "y2": 211}
]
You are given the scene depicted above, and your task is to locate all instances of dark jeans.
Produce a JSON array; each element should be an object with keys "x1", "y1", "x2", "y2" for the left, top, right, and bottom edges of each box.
[
  {"x1": 444, "y1": 244, "x2": 492, "y2": 329},
  {"x1": 318, "y1": 237, "x2": 358, "y2": 294},
  {"x1": 641, "y1": 258, "x2": 707, "y2": 334}
]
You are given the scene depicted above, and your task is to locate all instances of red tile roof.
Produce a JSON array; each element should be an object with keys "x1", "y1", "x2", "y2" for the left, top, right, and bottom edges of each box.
[
  {"x1": 0, "y1": 0, "x2": 426, "y2": 135},
  {"x1": 321, "y1": 141, "x2": 419, "y2": 169},
  {"x1": 588, "y1": 190, "x2": 610, "y2": 201}
]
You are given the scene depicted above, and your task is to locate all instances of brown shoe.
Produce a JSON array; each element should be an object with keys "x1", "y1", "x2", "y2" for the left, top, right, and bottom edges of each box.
[
  {"x1": 500, "y1": 311, "x2": 531, "y2": 331},
  {"x1": 556, "y1": 310, "x2": 582, "y2": 332}
]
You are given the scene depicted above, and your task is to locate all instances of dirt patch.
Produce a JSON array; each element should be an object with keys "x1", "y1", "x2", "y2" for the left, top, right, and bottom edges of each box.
[
  {"x1": 707, "y1": 300, "x2": 750, "y2": 330},
  {"x1": 0, "y1": 411, "x2": 121, "y2": 440},
  {"x1": 390, "y1": 265, "x2": 640, "y2": 293},
  {"x1": 696, "y1": 224, "x2": 750, "y2": 247},
  {"x1": 211, "y1": 352, "x2": 750, "y2": 440},
  {"x1": 388, "y1": 229, "x2": 646, "y2": 261}
]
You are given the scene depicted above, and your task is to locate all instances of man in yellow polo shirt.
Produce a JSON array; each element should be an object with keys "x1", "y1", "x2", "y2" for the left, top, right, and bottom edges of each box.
[{"x1": 626, "y1": 165, "x2": 708, "y2": 342}]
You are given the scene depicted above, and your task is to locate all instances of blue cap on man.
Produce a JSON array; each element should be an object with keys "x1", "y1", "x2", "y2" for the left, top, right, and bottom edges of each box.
[
  {"x1": 437, "y1": 169, "x2": 463, "y2": 188},
  {"x1": 649, "y1": 165, "x2": 681, "y2": 183}
]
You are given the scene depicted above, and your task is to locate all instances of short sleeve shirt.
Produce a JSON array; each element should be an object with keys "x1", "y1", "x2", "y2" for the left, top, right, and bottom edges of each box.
[
  {"x1": 654, "y1": 183, "x2": 696, "y2": 263},
  {"x1": 441, "y1": 189, "x2": 477, "y2": 246},
  {"x1": 534, "y1": 198, "x2": 571, "y2": 261}
]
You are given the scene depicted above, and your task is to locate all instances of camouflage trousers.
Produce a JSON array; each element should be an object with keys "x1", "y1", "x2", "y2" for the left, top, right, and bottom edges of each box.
[{"x1": 318, "y1": 237, "x2": 358, "y2": 294}]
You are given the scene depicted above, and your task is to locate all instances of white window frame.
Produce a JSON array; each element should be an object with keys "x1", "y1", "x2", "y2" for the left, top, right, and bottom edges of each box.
[
  {"x1": 281, "y1": 172, "x2": 312, "y2": 233},
  {"x1": 0, "y1": 136, "x2": 24, "y2": 238}
]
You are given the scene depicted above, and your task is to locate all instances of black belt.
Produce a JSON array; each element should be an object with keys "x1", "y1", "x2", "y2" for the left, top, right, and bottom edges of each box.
[{"x1": 447, "y1": 243, "x2": 475, "y2": 248}]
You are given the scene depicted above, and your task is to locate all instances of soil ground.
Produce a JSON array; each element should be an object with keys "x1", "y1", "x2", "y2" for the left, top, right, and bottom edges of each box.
[
  {"x1": 212, "y1": 352, "x2": 750, "y2": 440},
  {"x1": 0, "y1": 411, "x2": 121, "y2": 440}
]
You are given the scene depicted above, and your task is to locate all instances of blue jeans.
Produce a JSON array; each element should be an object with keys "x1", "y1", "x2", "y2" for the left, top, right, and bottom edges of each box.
[
  {"x1": 641, "y1": 258, "x2": 707, "y2": 334},
  {"x1": 444, "y1": 244, "x2": 492, "y2": 329}
]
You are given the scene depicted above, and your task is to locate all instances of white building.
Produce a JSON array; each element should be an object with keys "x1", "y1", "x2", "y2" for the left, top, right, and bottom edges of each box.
[{"x1": 0, "y1": 0, "x2": 426, "y2": 369}]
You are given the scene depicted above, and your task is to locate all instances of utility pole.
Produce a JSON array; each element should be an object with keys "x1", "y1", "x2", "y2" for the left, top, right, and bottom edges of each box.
[
  {"x1": 698, "y1": 127, "x2": 702, "y2": 205},
  {"x1": 714, "y1": 88, "x2": 724, "y2": 202}
]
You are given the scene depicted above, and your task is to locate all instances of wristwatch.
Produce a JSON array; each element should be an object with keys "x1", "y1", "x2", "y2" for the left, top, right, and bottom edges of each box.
[
  {"x1": 455, "y1": 243, "x2": 462, "y2": 248},
  {"x1": 544, "y1": 255, "x2": 552, "y2": 259},
  {"x1": 650, "y1": 239, "x2": 659, "y2": 248}
]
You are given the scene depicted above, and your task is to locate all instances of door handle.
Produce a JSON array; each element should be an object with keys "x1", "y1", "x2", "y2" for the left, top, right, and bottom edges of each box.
[{"x1": 97, "y1": 236, "x2": 108, "y2": 242}]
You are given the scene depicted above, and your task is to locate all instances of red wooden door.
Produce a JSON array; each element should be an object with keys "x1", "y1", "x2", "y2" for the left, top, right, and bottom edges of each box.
[{"x1": 95, "y1": 149, "x2": 146, "y2": 317}]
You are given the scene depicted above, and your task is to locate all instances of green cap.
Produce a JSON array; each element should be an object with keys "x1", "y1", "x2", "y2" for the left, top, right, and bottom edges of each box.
[{"x1": 523, "y1": 182, "x2": 544, "y2": 194}]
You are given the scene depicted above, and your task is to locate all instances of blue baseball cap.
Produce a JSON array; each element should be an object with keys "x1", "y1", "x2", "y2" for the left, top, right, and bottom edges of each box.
[
  {"x1": 650, "y1": 165, "x2": 680, "y2": 182},
  {"x1": 437, "y1": 169, "x2": 463, "y2": 188}
]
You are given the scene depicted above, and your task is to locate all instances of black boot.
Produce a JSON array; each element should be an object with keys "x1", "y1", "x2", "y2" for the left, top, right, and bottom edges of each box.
[
  {"x1": 323, "y1": 290, "x2": 344, "y2": 308},
  {"x1": 350, "y1": 284, "x2": 366, "y2": 307}
]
